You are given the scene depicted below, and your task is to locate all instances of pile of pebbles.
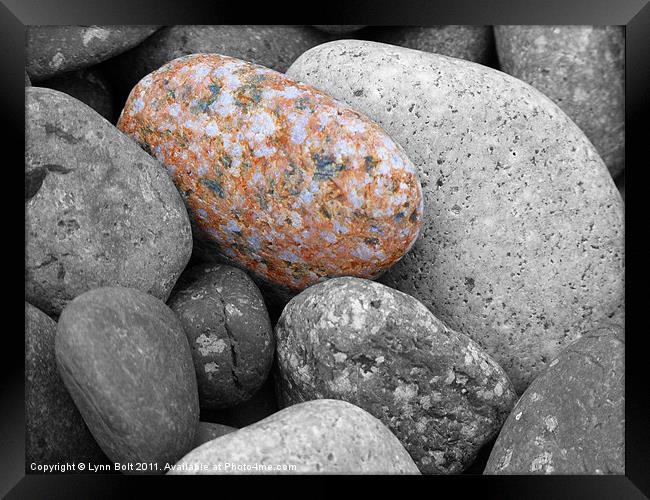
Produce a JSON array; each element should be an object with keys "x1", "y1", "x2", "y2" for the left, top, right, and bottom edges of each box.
[{"x1": 25, "y1": 24, "x2": 624, "y2": 475}]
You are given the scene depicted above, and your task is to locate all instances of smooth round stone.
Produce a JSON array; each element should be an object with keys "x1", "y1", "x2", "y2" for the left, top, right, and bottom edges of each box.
[
  {"x1": 118, "y1": 54, "x2": 423, "y2": 300},
  {"x1": 313, "y1": 25, "x2": 366, "y2": 34},
  {"x1": 276, "y1": 277, "x2": 517, "y2": 474},
  {"x1": 55, "y1": 287, "x2": 199, "y2": 471},
  {"x1": 25, "y1": 87, "x2": 192, "y2": 317},
  {"x1": 167, "y1": 263, "x2": 274, "y2": 410},
  {"x1": 288, "y1": 40, "x2": 624, "y2": 394},
  {"x1": 25, "y1": 302, "x2": 110, "y2": 468},
  {"x1": 194, "y1": 422, "x2": 237, "y2": 447},
  {"x1": 26, "y1": 25, "x2": 160, "y2": 81},
  {"x1": 367, "y1": 26, "x2": 494, "y2": 65},
  {"x1": 485, "y1": 326, "x2": 624, "y2": 474},
  {"x1": 40, "y1": 67, "x2": 115, "y2": 122},
  {"x1": 203, "y1": 376, "x2": 279, "y2": 428},
  {"x1": 495, "y1": 26, "x2": 624, "y2": 178},
  {"x1": 169, "y1": 399, "x2": 420, "y2": 474},
  {"x1": 108, "y1": 25, "x2": 329, "y2": 99}
]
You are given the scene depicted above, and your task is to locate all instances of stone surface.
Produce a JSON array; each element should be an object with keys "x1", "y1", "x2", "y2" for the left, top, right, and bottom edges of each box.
[
  {"x1": 485, "y1": 326, "x2": 624, "y2": 474},
  {"x1": 41, "y1": 67, "x2": 115, "y2": 122},
  {"x1": 276, "y1": 277, "x2": 517, "y2": 474},
  {"x1": 25, "y1": 302, "x2": 110, "y2": 469},
  {"x1": 366, "y1": 26, "x2": 494, "y2": 65},
  {"x1": 118, "y1": 53, "x2": 422, "y2": 300},
  {"x1": 55, "y1": 287, "x2": 199, "y2": 471},
  {"x1": 26, "y1": 25, "x2": 160, "y2": 81},
  {"x1": 168, "y1": 263, "x2": 274, "y2": 410},
  {"x1": 108, "y1": 25, "x2": 329, "y2": 99},
  {"x1": 495, "y1": 25, "x2": 624, "y2": 178},
  {"x1": 25, "y1": 87, "x2": 192, "y2": 317},
  {"x1": 313, "y1": 25, "x2": 366, "y2": 34},
  {"x1": 194, "y1": 422, "x2": 237, "y2": 447},
  {"x1": 203, "y1": 376, "x2": 279, "y2": 428},
  {"x1": 288, "y1": 40, "x2": 624, "y2": 394},
  {"x1": 169, "y1": 399, "x2": 420, "y2": 474},
  {"x1": 25, "y1": 71, "x2": 31, "y2": 86}
]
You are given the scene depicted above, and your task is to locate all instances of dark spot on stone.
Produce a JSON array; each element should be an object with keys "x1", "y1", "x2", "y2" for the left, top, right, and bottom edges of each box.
[
  {"x1": 465, "y1": 277, "x2": 475, "y2": 292},
  {"x1": 370, "y1": 300, "x2": 382, "y2": 309},
  {"x1": 202, "y1": 178, "x2": 225, "y2": 198},
  {"x1": 44, "y1": 123, "x2": 80, "y2": 144},
  {"x1": 364, "y1": 237, "x2": 380, "y2": 246},
  {"x1": 313, "y1": 153, "x2": 345, "y2": 180},
  {"x1": 25, "y1": 164, "x2": 72, "y2": 200},
  {"x1": 353, "y1": 89, "x2": 364, "y2": 97}
]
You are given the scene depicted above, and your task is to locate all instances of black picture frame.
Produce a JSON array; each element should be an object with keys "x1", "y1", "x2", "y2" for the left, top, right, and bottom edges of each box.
[{"x1": 5, "y1": 1, "x2": 647, "y2": 497}]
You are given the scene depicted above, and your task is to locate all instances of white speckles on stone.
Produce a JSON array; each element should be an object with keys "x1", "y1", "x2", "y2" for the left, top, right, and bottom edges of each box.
[
  {"x1": 333, "y1": 352, "x2": 347, "y2": 363},
  {"x1": 393, "y1": 384, "x2": 418, "y2": 405},
  {"x1": 196, "y1": 334, "x2": 227, "y2": 356},
  {"x1": 494, "y1": 381, "x2": 504, "y2": 397},
  {"x1": 130, "y1": 97, "x2": 145, "y2": 116},
  {"x1": 81, "y1": 27, "x2": 110, "y2": 46},
  {"x1": 288, "y1": 112, "x2": 310, "y2": 145},
  {"x1": 515, "y1": 411, "x2": 523, "y2": 421},
  {"x1": 204, "y1": 361, "x2": 219, "y2": 374},
  {"x1": 167, "y1": 103, "x2": 181, "y2": 117},
  {"x1": 530, "y1": 451, "x2": 555, "y2": 474},
  {"x1": 544, "y1": 415, "x2": 558, "y2": 432},
  {"x1": 205, "y1": 121, "x2": 220, "y2": 137},
  {"x1": 225, "y1": 303, "x2": 243, "y2": 317},
  {"x1": 549, "y1": 358, "x2": 559, "y2": 367}
]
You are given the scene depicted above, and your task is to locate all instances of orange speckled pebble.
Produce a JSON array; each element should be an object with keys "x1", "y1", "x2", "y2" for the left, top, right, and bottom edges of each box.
[{"x1": 118, "y1": 54, "x2": 423, "y2": 292}]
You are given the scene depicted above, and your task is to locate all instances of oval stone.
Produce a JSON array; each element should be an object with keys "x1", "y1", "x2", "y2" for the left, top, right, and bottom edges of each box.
[
  {"x1": 25, "y1": 302, "x2": 110, "y2": 468},
  {"x1": 108, "y1": 25, "x2": 329, "y2": 99},
  {"x1": 287, "y1": 40, "x2": 624, "y2": 394},
  {"x1": 55, "y1": 287, "x2": 199, "y2": 471},
  {"x1": 485, "y1": 326, "x2": 624, "y2": 474},
  {"x1": 118, "y1": 53, "x2": 423, "y2": 297},
  {"x1": 26, "y1": 25, "x2": 160, "y2": 80},
  {"x1": 367, "y1": 26, "x2": 494, "y2": 65},
  {"x1": 169, "y1": 399, "x2": 420, "y2": 474},
  {"x1": 25, "y1": 87, "x2": 192, "y2": 317},
  {"x1": 167, "y1": 263, "x2": 274, "y2": 410},
  {"x1": 495, "y1": 25, "x2": 624, "y2": 178},
  {"x1": 276, "y1": 277, "x2": 517, "y2": 474}
]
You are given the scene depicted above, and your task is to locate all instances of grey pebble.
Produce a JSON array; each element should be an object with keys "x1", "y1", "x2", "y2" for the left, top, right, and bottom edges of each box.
[
  {"x1": 367, "y1": 25, "x2": 494, "y2": 65},
  {"x1": 276, "y1": 277, "x2": 517, "y2": 474},
  {"x1": 55, "y1": 287, "x2": 199, "y2": 471},
  {"x1": 495, "y1": 25, "x2": 625, "y2": 178},
  {"x1": 26, "y1": 25, "x2": 160, "y2": 80},
  {"x1": 25, "y1": 87, "x2": 192, "y2": 317},
  {"x1": 167, "y1": 263, "x2": 274, "y2": 410},
  {"x1": 170, "y1": 399, "x2": 420, "y2": 474},
  {"x1": 485, "y1": 326, "x2": 624, "y2": 474},
  {"x1": 25, "y1": 302, "x2": 110, "y2": 469},
  {"x1": 287, "y1": 40, "x2": 624, "y2": 394}
]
